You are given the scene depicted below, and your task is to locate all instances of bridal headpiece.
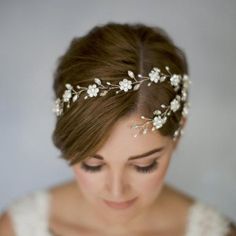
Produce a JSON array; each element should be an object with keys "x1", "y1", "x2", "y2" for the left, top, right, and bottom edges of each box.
[{"x1": 52, "y1": 66, "x2": 191, "y2": 140}]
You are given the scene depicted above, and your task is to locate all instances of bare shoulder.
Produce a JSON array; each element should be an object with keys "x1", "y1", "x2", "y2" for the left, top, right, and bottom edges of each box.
[
  {"x1": 162, "y1": 183, "x2": 195, "y2": 208},
  {"x1": 48, "y1": 179, "x2": 77, "y2": 211},
  {"x1": 156, "y1": 183, "x2": 195, "y2": 234},
  {"x1": 47, "y1": 180, "x2": 85, "y2": 234},
  {"x1": 48, "y1": 179, "x2": 73, "y2": 202},
  {"x1": 48, "y1": 179, "x2": 80, "y2": 217},
  {"x1": 0, "y1": 211, "x2": 16, "y2": 236},
  {"x1": 164, "y1": 184, "x2": 236, "y2": 236}
]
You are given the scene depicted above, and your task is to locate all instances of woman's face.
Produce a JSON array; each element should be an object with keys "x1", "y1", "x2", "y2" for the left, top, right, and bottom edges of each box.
[{"x1": 72, "y1": 114, "x2": 178, "y2": 226}]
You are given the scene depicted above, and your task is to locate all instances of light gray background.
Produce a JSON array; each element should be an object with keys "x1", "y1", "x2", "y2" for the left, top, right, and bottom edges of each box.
[{"x1": 0, "y1": 0, "x2": 236, "y2": 221}]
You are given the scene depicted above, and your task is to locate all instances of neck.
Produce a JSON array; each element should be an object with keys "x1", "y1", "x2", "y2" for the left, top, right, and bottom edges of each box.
[{"x1": 70, "y1": 181, "x2": 169, "y2": 233}]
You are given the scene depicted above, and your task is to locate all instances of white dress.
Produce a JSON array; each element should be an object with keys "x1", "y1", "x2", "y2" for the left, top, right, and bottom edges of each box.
[{"x1": 6, "y1": 190, "x2": 232, "y2": 236}]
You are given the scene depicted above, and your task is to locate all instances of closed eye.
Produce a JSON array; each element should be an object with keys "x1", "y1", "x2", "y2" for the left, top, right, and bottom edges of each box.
[{"x1": 80, "y1": 157, "x2": 160, "y2": 174}]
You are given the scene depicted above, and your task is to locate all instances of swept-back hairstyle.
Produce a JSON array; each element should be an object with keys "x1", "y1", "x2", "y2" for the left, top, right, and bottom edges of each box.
[{"x1": 52, "y1": 22, "x2": 189, "y2": 165}]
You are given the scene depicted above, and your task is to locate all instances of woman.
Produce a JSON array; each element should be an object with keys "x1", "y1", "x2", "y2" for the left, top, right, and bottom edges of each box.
[{"x1": 0, "y1": 22, "x2": 235, "y2": 236}]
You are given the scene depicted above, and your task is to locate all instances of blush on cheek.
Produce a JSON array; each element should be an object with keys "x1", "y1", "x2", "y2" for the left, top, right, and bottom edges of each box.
[
  {"x1": 147, "y1": 172, "x2": 163, "y2": 191},
  {"x1": 73, "y1": 167, "x2": 87, "y2": 183},
  {"x1": 72, "y1": 167, "x2": 98, "y2": 194},
  {"x1": 143, "y1": 160, "x2": 169, "y2": 195},
  {"x1": 72, "y1": 166, "x2": 81, "y2": 180},
  {"x1": 156, "y1": 155, "x2": 171, "y2": 182},
  {"x1": 156, "y1": 164, "x2": 168, "y2": 184}
]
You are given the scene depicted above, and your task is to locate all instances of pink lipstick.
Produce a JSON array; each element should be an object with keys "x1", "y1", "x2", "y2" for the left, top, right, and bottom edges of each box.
[{"x1": 104, "y1": 197, "x2": 137, "y2": 209}]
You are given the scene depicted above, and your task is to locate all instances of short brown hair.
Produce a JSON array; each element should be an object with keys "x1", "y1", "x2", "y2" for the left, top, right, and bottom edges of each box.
[{"x1": 52, "y1": 22, "x2": 189, "y2": 165}]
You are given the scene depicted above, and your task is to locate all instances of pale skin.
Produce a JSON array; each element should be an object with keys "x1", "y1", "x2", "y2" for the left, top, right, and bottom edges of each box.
[
  {"x1": 0, "y1": 114, "x2": 196, "y2": 236},
  {"x1": 47, "y1": 113, "x2": 194, "y2": 236},
  {"x1": 1, "y1": 114, "x2": 236, "y2": 235},
  {"x1": 71, "y1": 115, "x2": 184, "y2": 230}
]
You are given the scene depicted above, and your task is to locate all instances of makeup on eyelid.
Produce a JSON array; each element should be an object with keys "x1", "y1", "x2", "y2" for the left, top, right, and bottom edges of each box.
[
  {"x1": 80, "y1": 147, "x2": 165, "y2": 174},
  {"x1": 84, "y1": 155, "x2": 161, "y2": 166},
  {"x1": 80, "y1": 156, "x2": 161, "y2": 174}
]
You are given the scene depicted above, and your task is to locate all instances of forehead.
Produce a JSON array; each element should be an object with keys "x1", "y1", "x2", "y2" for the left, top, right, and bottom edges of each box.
[{"x1": 94, "y1": 114, "x2": 170, "y2": 161}]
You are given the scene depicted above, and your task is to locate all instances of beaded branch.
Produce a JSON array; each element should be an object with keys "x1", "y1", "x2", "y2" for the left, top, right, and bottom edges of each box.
[{"x1": 52, "y1": 66, "x2": 191, "y2": 140}]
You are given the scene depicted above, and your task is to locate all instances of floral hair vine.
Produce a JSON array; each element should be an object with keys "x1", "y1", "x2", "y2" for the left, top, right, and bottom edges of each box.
[{"x1": 52, "y1": 66, "x2": 191, "y2": 140}]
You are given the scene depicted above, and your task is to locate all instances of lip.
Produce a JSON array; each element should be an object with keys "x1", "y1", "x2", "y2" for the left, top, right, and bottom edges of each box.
[{"x1": 104, "y1": 197, "x2": 137, "y2": 209}]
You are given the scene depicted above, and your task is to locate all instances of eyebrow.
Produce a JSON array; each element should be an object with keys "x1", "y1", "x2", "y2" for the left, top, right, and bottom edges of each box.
[{"x1": 90, "y1": 147, "x2": 165, "y2": 161}]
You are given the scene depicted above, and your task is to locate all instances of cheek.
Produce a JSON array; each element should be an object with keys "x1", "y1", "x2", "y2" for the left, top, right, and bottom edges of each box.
[
  {"x1": 138, "y1": 169, "x2": 164, "y2": 193},
  {"x1": 73, "y1": 166, "x2": 100, "y2": 194},
  {"x1": 137, "y1": 156, "x2": 170, "y2": 194}
]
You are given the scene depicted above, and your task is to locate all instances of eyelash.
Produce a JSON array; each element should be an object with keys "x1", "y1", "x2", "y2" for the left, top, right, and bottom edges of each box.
[{"x1": 80, "y1": 159, "x2": 159, "y2": 174}]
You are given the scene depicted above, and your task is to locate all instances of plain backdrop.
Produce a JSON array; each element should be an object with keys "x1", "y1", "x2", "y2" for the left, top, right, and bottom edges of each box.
[{"x1": 0, "y1": 0, "x2": 236, "y2": 221}]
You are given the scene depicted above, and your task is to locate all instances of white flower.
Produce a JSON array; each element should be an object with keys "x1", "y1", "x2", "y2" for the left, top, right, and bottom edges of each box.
[
  {"x1": 152, "y1": 116, "x2": 167, "y2": 129},
  {"x1": 52, "y1": 98, "x2": 63, "y2": 116},
  {"x1": 183, "y1": 75, "x2": 190, "y2": 89},
  {"x1": 170, "y1": 98, "x2": 180, "y2": 112},
  {"x1": 119, "y1": 79, "x2": 132, "y2": 92},
  {"x1": 65, "y1": 83, "x2": 73, "y2": 90},
  {"x1": 63, "y1": 90, "x2": 72, "y2": 102},
  {"x1": 149, "y1": 67, "x2": 160, "y2": 83},
  {"x1": 181, "y1": 90, "x2": 187, "y2": 101},
  {"x1": 173, "y1": 129, "x2": 180, "y2": 138},
  {"x1": 170, "y1": 74, "x2": 181, "y2": 87},
  {"x1": 182, "y1": 104, "x2": 189, "y2": 117},
  {"x1": 87, "y1": 84, "x2": 99, "y2": 97}
]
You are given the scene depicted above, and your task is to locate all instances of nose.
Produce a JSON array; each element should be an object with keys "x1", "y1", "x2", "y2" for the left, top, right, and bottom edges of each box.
[{"x1": 105, "y1": 168, "x2": 130, "y2": 200}]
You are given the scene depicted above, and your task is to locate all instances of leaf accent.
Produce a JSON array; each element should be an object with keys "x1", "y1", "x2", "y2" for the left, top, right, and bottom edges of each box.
[
  {"x1": 153, "y1": 110, "x2": 161, "y2": 115},
  {"x1": 133, "y1": 84, "x2": 140, "y2": 91},
  {"x1": 128, "y1": 70, "x2": 135, "y2": 79},
  {"x1": 72, "y1": 95, "x2": 78, "y2": 102},
  {"x1": 65, "y1": 84, "x2": 73, "y2": 89},
  {"x1": 160, "y1": 76, "x2": 166, "y2": 82},
  {"x1": 94, "y1": 78, "x2": 101, "y2": 85}
]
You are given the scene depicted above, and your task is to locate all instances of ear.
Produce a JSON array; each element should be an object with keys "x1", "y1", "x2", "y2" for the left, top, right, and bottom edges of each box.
[{"x1": 172, "y1": 117, "x2": 187, "y2": 150}]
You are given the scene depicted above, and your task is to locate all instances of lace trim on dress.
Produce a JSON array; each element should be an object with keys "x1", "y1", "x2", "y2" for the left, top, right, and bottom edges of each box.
[
  {"x1": 8, "y1": 190, "x2": 52, "y2": 236},
  {"x1": 185, "y1": 201, "x2": 231, "y2": 236},
  {"x1": 7, "y1": 190, "x2": 232, "y2": 236}
]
